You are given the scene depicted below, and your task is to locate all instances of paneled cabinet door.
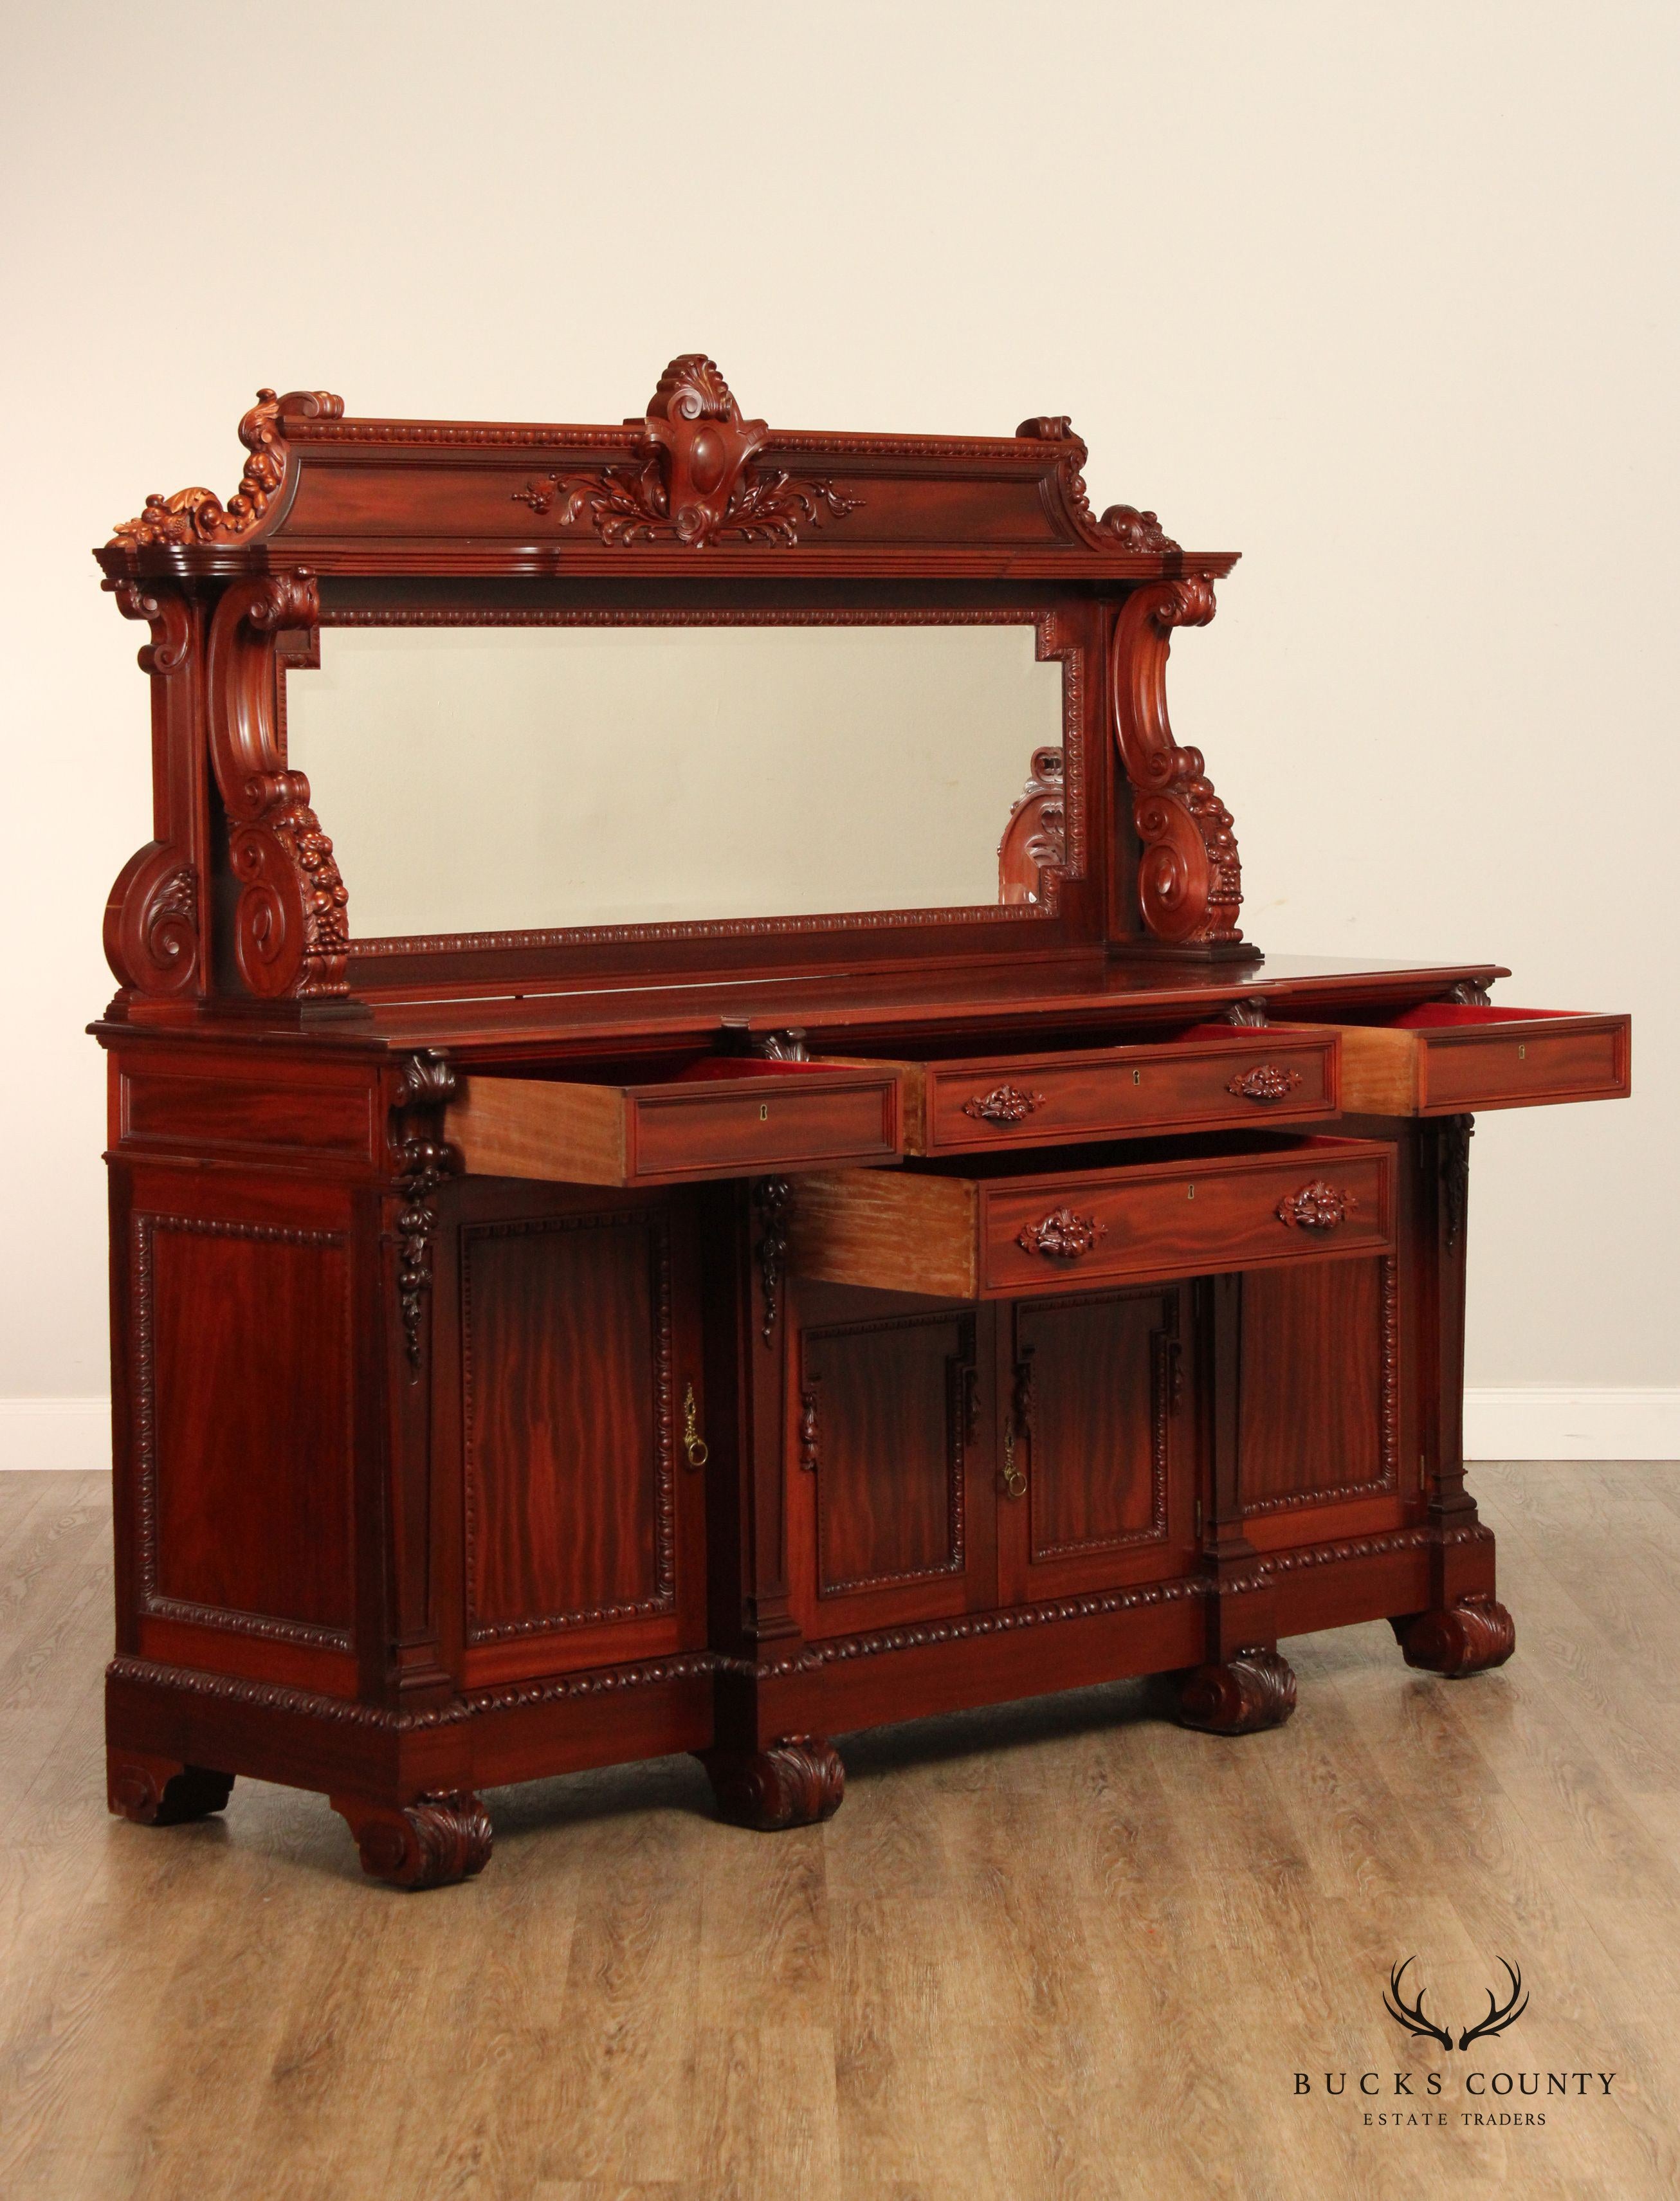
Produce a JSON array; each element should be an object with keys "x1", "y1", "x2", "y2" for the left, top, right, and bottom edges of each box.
[
  {"x1": 437, "y1": 1182, "x2": 708, "y2": 1689},
  {"x1": 789, "y1": 1292, "x2": 996, "y2": 1638},
  {"x1": 996, "y1": 1286, "x2": 1196, "y2": 1605}
]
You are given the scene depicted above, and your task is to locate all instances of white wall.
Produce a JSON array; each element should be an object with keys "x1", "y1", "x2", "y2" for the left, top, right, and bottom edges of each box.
[{"x1": 1, "y1": 0, "x2": 1674, "y2": 1459}]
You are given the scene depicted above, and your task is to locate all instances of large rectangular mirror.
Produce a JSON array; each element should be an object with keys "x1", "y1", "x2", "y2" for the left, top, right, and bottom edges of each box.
[{"x1": 284, "y1": 621, "x2": 1066, "y2": 940}]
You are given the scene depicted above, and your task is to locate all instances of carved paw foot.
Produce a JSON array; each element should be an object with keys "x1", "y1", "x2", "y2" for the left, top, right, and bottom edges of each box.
[
  {"x1": 1392, "y1": 1595, "x2": 1515, "y2": 1677},
  {"x1": 700, "y1": 1735, "x2": 845, "y2": 1831},
  {"x1": 332, "y1": 1790, "x2": 493, "y2": 1889},
  {"x1": 107, "y1": 1751, "x2": 234, "y2": 1825},
  {"x1": 1177, "y1": 1647, "x2": 1297, "y2": 1735}
]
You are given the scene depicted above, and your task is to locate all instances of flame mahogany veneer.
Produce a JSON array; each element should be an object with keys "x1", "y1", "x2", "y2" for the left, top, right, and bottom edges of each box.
[{"x1": 94, "y1": 359, "x2": 1629, "y2": 1884}]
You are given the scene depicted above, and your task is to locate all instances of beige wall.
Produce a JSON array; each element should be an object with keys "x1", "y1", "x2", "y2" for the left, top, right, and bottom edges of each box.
[{"x1": 1, "y1": 1, "x2": 1674, "y2": 1449}]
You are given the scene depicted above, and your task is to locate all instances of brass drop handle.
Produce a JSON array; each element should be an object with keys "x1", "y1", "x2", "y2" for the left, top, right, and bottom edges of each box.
[
  {"x1": 682, "y1": 1382, "x2": 709, "y2": 1470},
  {"x1": 1001, "y1": 1419, "x2": 1027, "y2": 1501}
]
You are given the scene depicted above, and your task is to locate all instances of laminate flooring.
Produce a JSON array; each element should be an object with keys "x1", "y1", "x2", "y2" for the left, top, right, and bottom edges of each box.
[{"x1": 1, "y1": 1465, "x2": 1676, "y2": 2200}]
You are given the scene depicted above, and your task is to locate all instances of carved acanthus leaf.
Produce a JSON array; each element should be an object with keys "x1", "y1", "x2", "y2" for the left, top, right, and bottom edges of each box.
[
  {"x1": 1016, "y1": 1207, "x2": 1108, "y2": 1260},
  {"x1": 998, "y1": 746, "x2": 1066, "y2": 906},
  {"x1": 962, "y1": 1084, "x2": 1046, "y2": 1126},
  {"x1": 1227, "y1": 1064, "x2": 1302, "y2": 1104},
  {"x1": 109, "y1": 389, "x2": 343, "y2": 549},
  {"x1": 1275, "y1": 1180, "x2": 1355, "y2": 1231},
  {"x1": 1013, "y1": 416, "x2": 1180, "y2": 553}
]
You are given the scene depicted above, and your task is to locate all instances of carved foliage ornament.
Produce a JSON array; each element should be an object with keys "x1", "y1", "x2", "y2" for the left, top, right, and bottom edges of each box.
[
  {"x1": 963, "y1": 1083, "x2": 1046, "y2": 1126},
  {"x1": 753, "y1": 1176, "x2": 792, "y2": 1344},
  {"x1": 1275, "y1": 1180, "x2": 1356, "y2": 1231},
  {"x1": 392, "y1": 1052, "x2": 459, "y2": 1375},
  {"x1": 515, "y1": 355, "x2": 862, "y2": 549},
  {"x1": 998, "y1": 747, "x2": 1066, "y2": 907},
  {"x1": 110, "y1": 389, "x2": 344, "y2": 550},
  {"x1": 1227, "y1": 1064, "x2": 1303, "y2": 1104},
  {"x1": 1016, "y1": 1207, "x2": 1109, "y2": 1260}
]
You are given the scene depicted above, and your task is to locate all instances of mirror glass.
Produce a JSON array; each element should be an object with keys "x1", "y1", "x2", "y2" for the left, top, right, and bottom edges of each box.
[{"x1": 284, "y1": 623, "x2": 1064, "y2": 939}]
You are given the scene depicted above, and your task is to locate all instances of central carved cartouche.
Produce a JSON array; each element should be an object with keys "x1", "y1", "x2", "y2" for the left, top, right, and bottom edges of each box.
[{"x1": 515, "y1": 354, "x2": 863, "y2": 549}]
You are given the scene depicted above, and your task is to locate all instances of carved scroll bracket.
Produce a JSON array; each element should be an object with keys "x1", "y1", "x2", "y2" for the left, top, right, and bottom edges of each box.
[
  {"x1": 998, "y1": 747, "x2": 1066, "y2": 906},
  {"x1": 1014, "y1": 417, "x2": 1181, "y2": 554},
  {"x1": 516, "y1": 355, "x2": 861, "y2": 549},
  {"x1": 109, "y1": 389, "x2": 344, "y2": 551},
  {"x1": 1111, "y1": 579, "x2": 1245, "y2": 948},
  {"x1": 103, "y1": 581, "x2": 201, "y2": 998},
  {"x1": 205, "y1": 572, "x2": 349, "y2": 1000}
]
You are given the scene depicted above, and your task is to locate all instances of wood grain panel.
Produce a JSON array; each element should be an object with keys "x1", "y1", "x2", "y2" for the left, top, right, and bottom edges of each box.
[
  {"x1": 1016, "y1": 1292, "x2": 1169, "y2": 1558},
  {"x1": 136, "y1": 1214, "x2": 353, "y2": 1642},
  {"x1": 1239, "y1": 1257, "x2": 1396, "y2": 1513},
  {"x1": 462, "y1": 1208, "x2": 673, "y2": 1640},
  {"x1": 805, "y1": 1312, "x2": 970, "y2": 1598}
]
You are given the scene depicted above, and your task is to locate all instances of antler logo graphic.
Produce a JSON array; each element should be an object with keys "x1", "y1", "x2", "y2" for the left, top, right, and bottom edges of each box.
[
  {"x1": 1381, "y1": 1957, "x2": 1529, "y2": 2051},
  {"x1": 1383, "y1": 1957, "x2": 1453, "y2": 2050},
  {"x1": 1456, "y1": 1960, "x2": 1528, "y2": 2050}
]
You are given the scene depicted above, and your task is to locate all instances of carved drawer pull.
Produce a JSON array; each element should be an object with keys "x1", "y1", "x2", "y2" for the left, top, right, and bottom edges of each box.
[
  {"x1": 682, "y1": 1382, "x2": 710, "y2": 1470},
  {"x1": 1227, "y1": 1064, "x2": 1304, "y2": 1104},
  {"x1": 1275, "y1": 1180, "x2": 1356, "y2": 1231},
  {"x1": 963, "y1": 1084, "x2": 1046, "y2": 1127},
  {"x1": 1016, "y1": 1207, "x2": 1108, "y2": 1260}
]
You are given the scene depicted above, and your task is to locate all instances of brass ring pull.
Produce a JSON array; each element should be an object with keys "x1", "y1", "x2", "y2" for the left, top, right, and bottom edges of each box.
[{"x1": 682, "y1": 1382, "x2": 709, "y2": 1471}]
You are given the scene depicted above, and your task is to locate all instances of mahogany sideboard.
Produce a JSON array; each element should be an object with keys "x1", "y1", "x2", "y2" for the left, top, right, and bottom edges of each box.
[{"x1": 92, "y1": 360, "x2": 1631, "y2": 1886}]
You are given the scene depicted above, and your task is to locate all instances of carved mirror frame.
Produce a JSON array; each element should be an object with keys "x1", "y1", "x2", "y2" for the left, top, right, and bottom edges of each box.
[{"x1": 96, "y1": 356, "x2": 1249, "y2": 1018}]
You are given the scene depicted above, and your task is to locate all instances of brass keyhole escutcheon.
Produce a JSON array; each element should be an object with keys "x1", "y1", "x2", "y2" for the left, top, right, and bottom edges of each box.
[
  {"x1": 1517, "y1": 1044, "x2": 1526, "y2": 1061},
  {"x1": 759, "y1": 1103, "x2": 769, "y2": 1120},
  {"x1": 682, "y1": 1382, "x2": 709, "y2": 1470},
  {"x1": 1132, "y1": 1068, "x2": 1142, "y2": 1085},
  {"x1": 1187, "y1": 1183, "x2": 1196, "y2": 1200}
]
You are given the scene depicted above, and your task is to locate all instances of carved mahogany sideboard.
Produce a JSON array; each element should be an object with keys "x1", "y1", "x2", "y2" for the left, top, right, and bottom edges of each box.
[{"x1": 93, "y1": 360, "x2": 1631, "y2": 1886}]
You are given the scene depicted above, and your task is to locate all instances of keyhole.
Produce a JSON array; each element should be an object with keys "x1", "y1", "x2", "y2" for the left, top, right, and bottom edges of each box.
[
  {"x1": 1187, "y1": 1184, "x2": 1196, "y2": 1200},
  {"x1": 1517, "y1": 1045, "x2": 1526, "y2": 1061},
  {"x1": 759, "y1": 1104, "x2": 769, "y2": 1121},
  {"x1": 1132, "y1": 1068, "x2": 1141, "y2": 1086}
]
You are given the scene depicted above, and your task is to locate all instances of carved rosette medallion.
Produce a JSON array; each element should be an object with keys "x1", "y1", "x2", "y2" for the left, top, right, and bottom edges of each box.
[
  {"x1": 1016, "y1": 1207, "x2": 1109, "y2": 1260},
  {"x1": 1227, "y1": 1064, "x2": 1303, "y2": 1104},
  {"x1": 1275, "y1": 1180, "x2": 1355, "y2": 1231},
  {"x1": 962, "y1": 1084, "x2": 1047, "y2": 1126},
  {"x1": 515, "y1": 356, "x2": 862, "y2": 548}
]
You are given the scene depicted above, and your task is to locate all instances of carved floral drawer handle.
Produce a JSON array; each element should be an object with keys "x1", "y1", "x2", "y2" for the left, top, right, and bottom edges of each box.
[
  {"x1": 1275, "y1": 1180, "x2": 1356, "y2": 1231},
  {"x1": 963, "y1": 1084, "x2": 1046, "y2": 1126},
  {"x1": 1016, "y1": 1207, "x2": 1108, "y2": 1259},
  {"x1": 1227, "y1": 1064, "x2": 1304, "y2": 1104}
]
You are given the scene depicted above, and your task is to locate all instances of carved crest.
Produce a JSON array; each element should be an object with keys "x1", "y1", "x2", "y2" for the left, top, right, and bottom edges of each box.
[
  {"x1": 110, "y1": 389, "x2": 343, "y2": 549},
  {"x1": 1014, "y1": 416, "x2": 1181, "y2": 553},
  {"x1": 514, "y1": 354, "x2": 862, "y2": 548}
]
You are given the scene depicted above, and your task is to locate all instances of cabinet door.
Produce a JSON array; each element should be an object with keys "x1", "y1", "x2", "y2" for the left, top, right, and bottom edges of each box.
[
  {"x1": 439, "y1": 1183, "x2": 708, "y2": 1687},
  {"x1": 998, "y1": 1286, "x2": 1195, "y2": 1604},
  {"x1": 790, "y1": 1295, "x2": 994, "y2": 1637}
]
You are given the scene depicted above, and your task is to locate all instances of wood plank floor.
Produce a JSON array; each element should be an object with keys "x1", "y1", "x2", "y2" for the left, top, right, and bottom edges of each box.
[{"x1": 1, "y1": 1465, "x2": 1677, "y2": 2200}]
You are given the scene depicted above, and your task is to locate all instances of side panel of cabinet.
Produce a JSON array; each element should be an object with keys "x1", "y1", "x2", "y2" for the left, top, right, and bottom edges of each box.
[
  {"x1": 789, "y1": 1286, "x2": 997, "y2": 1638},
  {"x1": 1237, "y1": 1256, "x2": 1402, "y2": 1524},
  {"x1": 432, "y1": 1181, "x2": 708, "y2": 1686},
  {"x1": 998, "y1": 1286, "x2": 1196, "y2": 1603}
]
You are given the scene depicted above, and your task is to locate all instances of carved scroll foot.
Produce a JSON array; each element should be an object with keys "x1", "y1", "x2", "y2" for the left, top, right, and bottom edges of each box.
[
  {"x1": 1391, "y1": 1596, "x2": 1515, "y2": 1678},
  {"x1": 1176, "y1": 1647, "x2": 1297, "y2": 1735},
  {"x1": 700, "y1": 1735, "x2": 845, "y2": 1831},
  {"x1": 331, "y1": 1790, "x2": 493, "y2": 1890},
  {"x1": 107, "y1": 1751, "x2": 234, "y2": 1826}
]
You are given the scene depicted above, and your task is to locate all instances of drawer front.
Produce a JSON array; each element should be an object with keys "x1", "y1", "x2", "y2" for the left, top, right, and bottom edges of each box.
[
  {"x1": 629, "y1": 1074, "x2": 901, "y2": 1181},
  {"x1": 920, "y1": 1032, "x2": 1338, "y2": 1153},
  {"x1": 1418, "y1": 1016, "x2": 1629, "y2": 1114},
  {"x1": 983, "y1": 1146, "x2": 1394, "y2": 1296}
]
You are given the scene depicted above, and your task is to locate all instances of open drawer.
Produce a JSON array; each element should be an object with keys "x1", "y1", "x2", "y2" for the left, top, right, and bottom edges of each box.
[
  {"x1": 447, "y1": 1057, "x2": 906, "y2": 1187},
  {"x1": 787, "y1": 1133, "x2": 1395, "y2": 1301},
  {"x1": 1286, "y1": 1003, "x2": 1631, "y2": 1117},
  {"x1": 883, "y1": 1023, "x2": 1341, "y2": 1156}
]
